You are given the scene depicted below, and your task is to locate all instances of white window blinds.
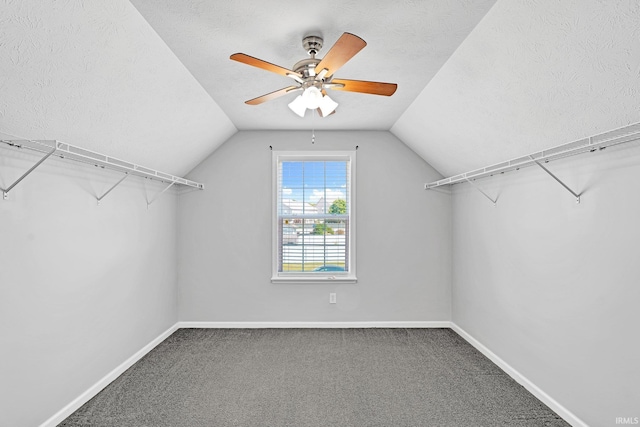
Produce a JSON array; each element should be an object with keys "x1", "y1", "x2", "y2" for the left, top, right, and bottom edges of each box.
[{"x1": 272, "y1": 151, "x2": 356, "y2": 283}]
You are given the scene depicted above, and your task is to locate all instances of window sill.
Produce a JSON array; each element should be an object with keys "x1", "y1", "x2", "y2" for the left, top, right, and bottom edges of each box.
[{"x1": 271, "y1": 276, "x2": 357, "y2": 284}]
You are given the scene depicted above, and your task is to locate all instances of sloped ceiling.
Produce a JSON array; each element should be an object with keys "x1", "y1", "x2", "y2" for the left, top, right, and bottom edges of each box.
[
  {"x1": 1, "y1": 1, "x2": 638, "y2": 178},
  {"x1": 0, "y1": 0, "x2": 236, "y2": 176},
  {"x1": 129, "y1": 0, "x2": 497, "y2": 131},
  {"x1": 392, "y1": 0, "x2": 640, "y2": 177}
]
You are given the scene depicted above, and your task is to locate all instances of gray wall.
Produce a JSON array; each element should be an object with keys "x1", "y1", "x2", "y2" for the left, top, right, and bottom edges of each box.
[
  {"x1": 178, "y1": 130, "x2": 451, "y2": 322},
  {"x1": 0, "y1": 150, "x2": 179, "y2": 427},
  {"x1": 451, "y1": 143, "x2": 640, "y2": 427}
]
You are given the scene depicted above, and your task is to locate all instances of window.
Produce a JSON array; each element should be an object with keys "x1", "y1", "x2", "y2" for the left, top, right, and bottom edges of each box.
[{"x1": 272, "y1": 151, "x2": 356, "y2": 283}]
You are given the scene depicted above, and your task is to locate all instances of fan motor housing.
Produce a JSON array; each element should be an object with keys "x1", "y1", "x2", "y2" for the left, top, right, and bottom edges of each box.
[
  {"x1": 294, "y1": 36, "x2": 326, "y2": 87},
  {"x1": 292, "y1": 58, "x2": 321, "y2": 80},
  {"x1": 302, "y1": 35, "x2": 323, "y2": 56}
]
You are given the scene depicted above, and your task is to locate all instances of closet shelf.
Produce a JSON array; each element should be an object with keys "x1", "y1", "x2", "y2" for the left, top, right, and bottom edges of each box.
[
  {"x1": 1, "y1": 138, "x2": 204, "y2": 191},
  {"x1": 425, "y1": 122, "x2": 640, "y2": 190}
]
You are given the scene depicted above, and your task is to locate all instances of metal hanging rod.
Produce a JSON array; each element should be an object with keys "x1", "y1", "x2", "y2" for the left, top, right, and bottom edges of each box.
[
  {"x1": 425, "y1": 121, "x2": 640, "y2": 190},
  {"x1": 1, "y1": 139, "x2": 204, "y2": 201}
]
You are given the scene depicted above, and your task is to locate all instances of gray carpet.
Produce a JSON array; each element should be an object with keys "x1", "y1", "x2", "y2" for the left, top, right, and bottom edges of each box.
[{"x1": 59, "y1": 328, "x2": 569, "y2": 426}]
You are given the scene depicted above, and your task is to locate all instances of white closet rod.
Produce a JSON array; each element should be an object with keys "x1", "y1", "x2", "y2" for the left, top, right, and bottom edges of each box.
[
  {"x1": 425, "y1": 121, "x2": 640, "y2": 190},
  {"x1": 1, "y1": 138, "x2": 204, "y2": 200}
]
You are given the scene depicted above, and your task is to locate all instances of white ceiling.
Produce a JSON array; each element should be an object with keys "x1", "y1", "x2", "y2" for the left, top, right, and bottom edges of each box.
[
  {"x1": 0, "y1": 0, "x2": 236, "y2": 176},
  {"x1": 392, "y1": 0, "x2": 640, "y2": 176},
  {"x1": 129, "y1": 0, "x2": 497, "y2": 131},
  {"x1": 1, "y1": 1, "x2": 638, "y2": 178}
]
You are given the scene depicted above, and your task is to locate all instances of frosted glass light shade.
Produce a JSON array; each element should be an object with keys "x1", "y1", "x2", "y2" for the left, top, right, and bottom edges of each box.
[
  {"x1": 288, "y1": 87, "x2": 339, "y2": 118},
  {"x1": 318, "y1": 93, "x2": 338, "y2": 117},
  {"x1": 301, "y1": 86, "x2": 322, "y2": 109},
  {"x1": 288, "y1": 95, "x2": 307, "y2": 117}
]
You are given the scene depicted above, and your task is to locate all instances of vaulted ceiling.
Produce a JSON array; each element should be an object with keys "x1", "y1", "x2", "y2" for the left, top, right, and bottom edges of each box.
[
  {"x1": 1, "y1": 0, "x2": 638, "y2": 178},
  {"x1": 128, "y1": 0, "x2": 496, "y2": 132},
  {"x1": 393, "y1": 0, "x2": 640, "y2": 176}
]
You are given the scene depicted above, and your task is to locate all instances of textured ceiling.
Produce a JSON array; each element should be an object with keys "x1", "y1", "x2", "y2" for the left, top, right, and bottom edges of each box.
[
  {"x1": 129, "y1": 0, "x2": 497, "y2": 131},
  {"x1": 3, "y1": 1, "x2": 637, "y2": 179},
  {"x1": 0, "y1": 0, "x2": 236, "y2": 176},
  {"x1": 392, "y1": 0, "x2": 640, "y2": 177}
]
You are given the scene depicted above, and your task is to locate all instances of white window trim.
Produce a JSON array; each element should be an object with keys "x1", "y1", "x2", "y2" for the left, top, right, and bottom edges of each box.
[{"x1": 271, "y1": 150, "x2": 357, "y2": 284}]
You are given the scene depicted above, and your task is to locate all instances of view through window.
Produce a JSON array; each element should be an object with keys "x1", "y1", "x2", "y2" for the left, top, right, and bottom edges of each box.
[{"x1": 273, "y1": 152, "x2": 355, "y2": 282}]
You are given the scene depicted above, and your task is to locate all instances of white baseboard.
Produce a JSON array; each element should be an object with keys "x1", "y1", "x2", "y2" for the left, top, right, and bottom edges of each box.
[
  {"x1": 39, "y1": 323, "x2": 179, "y2": 427},
  {"x1": 43, "y1": 321, "x2": 584, "y2": 427},
  {"x1": 37, "y1": 319, "x2": 447, "y2": 425},
  {"x1": 177, "y1": 321, "x2": 451, "y2": 329},
  {"x1": 450, "y1": 323, "x2": 588, "y2": 427}
]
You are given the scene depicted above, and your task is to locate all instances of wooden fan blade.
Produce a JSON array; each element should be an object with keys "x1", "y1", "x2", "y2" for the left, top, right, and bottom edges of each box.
[
  {"x1": 314, "y1": 33, "x2": 366, "y2": 78},
  {"x1": 231, "y1": 53, "x2": 302, "y2": 78},
  {"x1": 329, "y1": 79, "x2": 397, "y2": 96},
  {"x1": 245, "y1": 86, "x2": 300, "y2": 105}
]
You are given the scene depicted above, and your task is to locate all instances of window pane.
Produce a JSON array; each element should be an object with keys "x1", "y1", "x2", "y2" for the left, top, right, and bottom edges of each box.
[
  {"x1": 277, "y1": 158, "x2": 350, "y2": 275},
  {"x1": 279, "y1": 218, "x2": 348, "y2": 272},
  {"x1": 279, "y1": 160, "x2": 349, "y2": 216}
]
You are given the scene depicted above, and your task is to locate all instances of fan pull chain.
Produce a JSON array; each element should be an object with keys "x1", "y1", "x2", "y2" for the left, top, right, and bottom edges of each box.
[{"x1": 311, "y1": 109, "x2": 315, "y2": 144}]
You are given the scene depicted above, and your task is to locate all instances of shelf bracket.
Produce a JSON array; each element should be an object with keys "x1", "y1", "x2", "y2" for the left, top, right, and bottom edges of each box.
[
  {"x1": 2, "y1": 142, "x2": 58, "y2": 200},
  {"x1": 146, "y1": 181, "x2": 176, "y2": 209},
  {"x1": 465, "y1": 177, "x2": 497, "y2": 206},
  {"x1": 97, "y1": 173, "x2": 129, "y2": 205},
  {"x1": 529, "y1": 156, "x2": 581, "y2": 203}
]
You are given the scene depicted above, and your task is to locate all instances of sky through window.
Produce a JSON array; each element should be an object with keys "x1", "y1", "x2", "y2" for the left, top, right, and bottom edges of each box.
[{"x1": 281, "y1": 161, "x2": 348, "y2": 207}]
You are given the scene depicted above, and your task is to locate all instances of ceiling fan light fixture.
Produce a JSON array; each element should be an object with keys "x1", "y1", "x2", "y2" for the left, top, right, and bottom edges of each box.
[
  {"x1": 288, "y1": 94, "x2": 307, "y2": 117},
  {"x1": 289, "y1": 87, "x2": 338, "y2": 118},
  {"x1": 301, "y1": 86, "x2": 323, "y2": 109},
  {"x1": 318, "y1": 93, "x2": 338, "y2": 117},
  {"x1": 232, "y1": 32, "x2": 397, "y2": 117}
]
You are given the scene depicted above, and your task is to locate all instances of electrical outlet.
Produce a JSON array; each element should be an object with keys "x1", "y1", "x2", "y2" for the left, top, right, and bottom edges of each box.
[{"x1": 329, "y1": 293, "x2": 337, "y2": 304}]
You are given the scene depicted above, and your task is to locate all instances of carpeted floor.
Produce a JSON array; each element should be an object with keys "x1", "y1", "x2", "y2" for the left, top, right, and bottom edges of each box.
[{"x1": 60, "y1": 328, "x2": 569, "y2": 426}]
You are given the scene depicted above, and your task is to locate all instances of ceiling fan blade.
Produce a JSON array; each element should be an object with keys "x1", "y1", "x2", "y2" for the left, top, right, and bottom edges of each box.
[
  {"x1": 245, "y1": 86, "x2": 301, "y2": 105},
  {"x1": 314, "y1": 33, "x2": 366, "y2": 78},
  {"x1": 329, "y1": 79, "x2": 397, "y2": 96},
  {"x1": 231, "y1": 53, "x2": 302, "y2": 78}
]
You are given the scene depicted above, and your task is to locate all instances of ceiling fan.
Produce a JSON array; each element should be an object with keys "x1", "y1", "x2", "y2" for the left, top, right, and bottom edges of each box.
[{"x1": 230, "y1": 32, "x2": 397, "y2": 118}]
